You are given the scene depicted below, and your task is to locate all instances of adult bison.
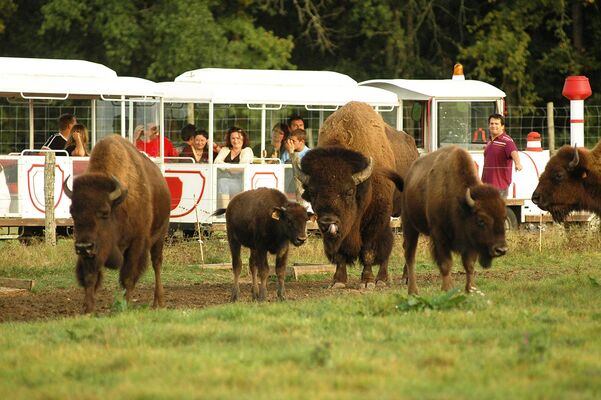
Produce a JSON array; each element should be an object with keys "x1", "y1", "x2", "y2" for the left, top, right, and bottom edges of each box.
[
  {"x1": 532, "y1": 144, "x2": 601, "y2": 222},
  {"x1": 212, "y1": 188, "x2": 312, "y2": 301},
  {"x1": 402, "y1": 145, "x2": 508, "y2": 294},
  {"x1": 64, "y1": 135, "x2": 171, "y2": 313},
  {"x1": 296, "y1": 101, "x2": 417, "y2": 288}
]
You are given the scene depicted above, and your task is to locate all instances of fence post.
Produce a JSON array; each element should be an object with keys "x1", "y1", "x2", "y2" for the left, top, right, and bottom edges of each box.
[
  {"x1": 44, "y1": 152, "x2": 56, "y2": 246},
  {"x1": 547, "y1": 102, "x2": 555, "y2": 154}
]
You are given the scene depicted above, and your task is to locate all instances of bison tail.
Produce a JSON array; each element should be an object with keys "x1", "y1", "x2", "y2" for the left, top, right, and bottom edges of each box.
[
  {"x1": 211, "y1": 208, "x2": 227, "y2": 217},
  {"x1": 381, "y1": 169, "x2": 404, "y2": 192}
]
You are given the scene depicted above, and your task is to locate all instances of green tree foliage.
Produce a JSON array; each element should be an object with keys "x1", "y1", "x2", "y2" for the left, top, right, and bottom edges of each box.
[{"x1": 0, "y1": 0, "x2": 599, "y2": 105}]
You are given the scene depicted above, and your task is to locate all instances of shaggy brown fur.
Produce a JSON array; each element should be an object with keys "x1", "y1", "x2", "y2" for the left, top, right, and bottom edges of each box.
[
  {"x1": 300, "y1": 101, "x2": 417, "y2": 288},
  {"x1": 67, "y1": 135, "x2": 171, "y2": 313},
  {"x1": 402, "y1": 145, "x2": 508, "y2": 294},
  {"x1": 533, "y1": 143, "x2": 601, "y2": 222},
  {"x1": 212, "y1": 188, "x2": 311, "y2": 302}
]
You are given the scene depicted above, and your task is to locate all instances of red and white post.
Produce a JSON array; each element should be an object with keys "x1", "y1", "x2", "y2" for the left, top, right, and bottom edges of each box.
[{"x1": 562, "y1": 76, "x2": 592, "y2": 147}]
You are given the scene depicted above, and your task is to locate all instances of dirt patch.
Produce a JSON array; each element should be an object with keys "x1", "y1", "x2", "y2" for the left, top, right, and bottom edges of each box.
[{"x1": 0, "y1": 268, "x2": 550, "y2": 323}]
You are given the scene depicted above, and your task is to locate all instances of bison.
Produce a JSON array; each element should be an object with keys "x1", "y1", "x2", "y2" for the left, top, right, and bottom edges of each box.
[
  {"x1": 296, "y1": 101, "x2": 417, "y2": 288},
  {"x1": 532, "y1": 144, "x2": 601, "y2": 222},
  {"x1": 402, "y1": 145, "x2": 508, "y2": 294},
  {"x1": 64, "y1": 135, "x2": 171, "y2": 313},
  {"x1": 212, "y1": 187, "x2": 312, "y2": 302}
]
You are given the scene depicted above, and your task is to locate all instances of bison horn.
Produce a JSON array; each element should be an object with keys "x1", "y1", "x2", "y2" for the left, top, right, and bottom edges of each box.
[
  {"x1": 352, "y1": 157, "x2": 374, "y2": 185},
  {"x1": 465, "y1": 187, "x2": 476, "y2": 208},
  {"x1": 63, "y1": 175, "x2": 73, "y2": 199},
  {"x1": 293, "y1": 156, "x2": 310, "y2": 186},
  {"x1": 108, "y1": 176, "x2": 124, "y2": 202},
  {"x1": 568, "y1": 144, "x2": 580, "y2": 170}
]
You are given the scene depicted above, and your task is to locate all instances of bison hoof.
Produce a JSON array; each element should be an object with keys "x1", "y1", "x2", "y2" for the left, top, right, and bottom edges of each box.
[
  {"x1": 363, "y1": 282, "x2": 376, "y2": 290},
  {"x1": 375, "y1": 280, "x2": 388, "y2": 287},
  {"x1": 330, "y1": 282, "x2": 346, "y2": 289}
]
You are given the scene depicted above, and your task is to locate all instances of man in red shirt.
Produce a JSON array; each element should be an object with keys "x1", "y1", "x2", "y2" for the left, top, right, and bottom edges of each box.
[
  {"x1": 481, "y1": 113, "x2": 523, "y2": 198},
  {"x1": 135, "y1": 122, "x2": 178, "y2": 157}
]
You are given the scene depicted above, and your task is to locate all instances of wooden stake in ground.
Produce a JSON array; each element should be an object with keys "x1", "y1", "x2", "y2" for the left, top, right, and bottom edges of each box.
[
  {"x1": 44, "y1": 152, "x2": 56, "y2": 246},
  {"x1": 193, "y1": 194, "x2": 204, "y2": 265}
]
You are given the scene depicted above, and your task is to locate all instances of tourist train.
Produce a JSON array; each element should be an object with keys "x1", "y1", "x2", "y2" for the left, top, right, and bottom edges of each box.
[{"x1": 0, "y1": 57, "x2": 560, "y2": 237}]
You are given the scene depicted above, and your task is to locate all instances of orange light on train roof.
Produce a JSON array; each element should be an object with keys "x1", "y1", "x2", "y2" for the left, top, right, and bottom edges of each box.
[{"x1": 452, "y1": 63, "x2": 465, "y2": 80}]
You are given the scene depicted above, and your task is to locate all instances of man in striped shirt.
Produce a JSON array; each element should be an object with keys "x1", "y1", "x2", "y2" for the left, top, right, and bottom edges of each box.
[{"x1": 481, "y1": 113, "x2": 523, "y2": 198}]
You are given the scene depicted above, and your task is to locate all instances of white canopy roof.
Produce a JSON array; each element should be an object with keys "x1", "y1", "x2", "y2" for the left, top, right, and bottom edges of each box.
[
  {"x1": 0, "y1": 57, "x2": 161, "y2": 99},
  {"x1": 170, "y1": 68, "x2": 399, "y2": 106},
  {"x1": 359, "y1": 79, "x2": 505, "y2": 100}
]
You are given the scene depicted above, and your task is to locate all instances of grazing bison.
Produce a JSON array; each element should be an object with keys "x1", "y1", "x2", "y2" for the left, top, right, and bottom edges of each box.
[
  {"x1": 402, "y1": 145, "x2": 508, "y2": 294},
  {"x1": 212, "y1": 187, "x2": 312, "y2": 301},
  {"x1": 296, "y1": 101, "x2": 417, "y2": 288},
  {"x1": 64, "y1": 135, "x2": 171, "y2": 313},
  {"x1": 532, "y1": 144, "x2": 601, "y2": 222}
]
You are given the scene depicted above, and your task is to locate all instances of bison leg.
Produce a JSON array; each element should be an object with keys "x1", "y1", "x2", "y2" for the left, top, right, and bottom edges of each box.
[
  {"x1": 249, "y1": 249, "x2": 260, "y2": 301},
  {"x1": 256, "y1": 249, "x2": 270, "y2": 302},
  {"x1": 274, "y1": 245, "x2": 290, "y2": 301},
  {"x1": 461, "y1": 251, "x2": 478, "y2": 293},
  {"x1": 331, "y1": 262, "x2": 348, "y2": 289},
  {"x1": 150, "y1": 236, "x2": 166, "y2": 308},
  {"x1": 431, "y1": 237, "x2": 454, "y2": 291},
  {"x1": 76, "y1": 258, "x2": 102, "y2": 314},
  {"x1": 229, "y1": 239, "x2": 242, "y2": 302},
  {"x1": 402, "y1": 224, "x2": 420, "y2": 295},
  {"x1": 120, "y1": 239, "x2": 149, "y2": 305},
  {"x1": 360, "y1": 264, "x2": 375, "y2": 289},
  {"x1": 374, "y1": 227, "x2": 394, "y2": 286}
]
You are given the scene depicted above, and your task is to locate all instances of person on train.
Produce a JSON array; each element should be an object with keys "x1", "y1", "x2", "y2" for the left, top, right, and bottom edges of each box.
[
  {"x1": 253, "y1": 122, "x2": 289, "y2": 161},
  {"x1": 214, "y1": 127, "x2": 254, "y2": 207},
  {"x1": 280, "y1": 128, "x2": 310, "y2": 164},
  {"x1": 177, "y1": 123, "x2": 197, "y2": 154},
  {"x1": 180, "y1": 129, "x2": 210, "y2": 163},
  {"x1": 41, "y1": 113, "x2": 77, "y2": 151},
  {"x1": 134, "y1": 122, "x2": 179, "y2": 157},
  {"x1": 64, "y1": 124, "x2": 90, "y2": 156}
]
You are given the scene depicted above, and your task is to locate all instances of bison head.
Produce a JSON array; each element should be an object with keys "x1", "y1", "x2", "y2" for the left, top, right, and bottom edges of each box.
[
  {"x1": 532, "y1": 145, "x2": 589, "y2": 222},
  {"x1": 271, "y1": 203, "x2": 312, "y2": 247},
  {"x1": 297, "y1": 147, "x2": 373, "y2": 255},
  {"x1": 64, "y1": 173, "x2": 128, "y2": 269},
  {"x1": 461, "y1": 185, "x2": 508, "y2": 268}
]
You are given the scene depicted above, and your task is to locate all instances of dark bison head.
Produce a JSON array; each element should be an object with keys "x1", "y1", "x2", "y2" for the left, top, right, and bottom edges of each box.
[
  {"x1": 64, "y1": 173, "x2": 128, "y2": 268},
  {"x1": 271, "y1": 202, "x2": 312, "y2": 247},
  {"x1": 462, "y1": 185, "x2": 508, "y2": 268},
  {"x1": 532, "y1": 145, "x2": 588, "y2": 222},
  {"x1": 297, "y1": 147, "x2": 373, "y2": 255}
]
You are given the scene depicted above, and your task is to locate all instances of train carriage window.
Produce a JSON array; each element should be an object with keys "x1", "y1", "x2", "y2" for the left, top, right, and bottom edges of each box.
[
  {"x1": 402, "y1": 101, "x2": 425, "y2": 149},
  {"x1": 437, "y1": 101, "x2": 496, "y2": 151}
]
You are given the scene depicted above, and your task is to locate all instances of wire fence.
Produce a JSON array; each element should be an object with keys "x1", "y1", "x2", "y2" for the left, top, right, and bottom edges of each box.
[{"x1": 506, "y1": 104, "x2": 601, "y2": 150}]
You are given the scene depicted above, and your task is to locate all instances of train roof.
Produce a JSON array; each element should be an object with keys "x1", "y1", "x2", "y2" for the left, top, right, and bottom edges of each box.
[
  {"x1": 359, "y1": 79, "x2": 506, "y2": 100},
  {"x1": 0, "y1": 57, "x2": 161, "y2": 99},
  {"x1": 169, "y1": 68, "x2": 399, "y2": 106}
]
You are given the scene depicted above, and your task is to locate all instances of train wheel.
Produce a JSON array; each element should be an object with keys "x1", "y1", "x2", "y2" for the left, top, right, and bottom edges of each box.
[{"x1": 505, "y1": 207, "x2": 518, "y2": 231}]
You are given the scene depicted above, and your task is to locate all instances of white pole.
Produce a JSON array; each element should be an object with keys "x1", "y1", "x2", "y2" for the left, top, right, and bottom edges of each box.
[{"x1": 570, "y1": 99, "x2": 584, "y2": 147}]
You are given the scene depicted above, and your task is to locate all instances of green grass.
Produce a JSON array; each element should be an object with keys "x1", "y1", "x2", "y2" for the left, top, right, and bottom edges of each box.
[{"x1": 1, "y1": 226, "x2": 601, "y2": 399}]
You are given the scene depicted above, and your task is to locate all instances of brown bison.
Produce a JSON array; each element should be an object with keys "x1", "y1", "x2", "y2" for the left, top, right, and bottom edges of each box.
[
  {"x1": 212, "y1": 187, "x2": 312, "y2": 301},
  {"x1": 532, "y1": 144, "x2": 601, "y2": 222},
  {"x1": 296, "y1": 101, "x2": 417, "y2": 288},
  {"x1": 402, "y1": 145, "x2": 508, "y2": 294},
  {"x1": 64, "y1": 135, "x2": 171, "y2": 313}
]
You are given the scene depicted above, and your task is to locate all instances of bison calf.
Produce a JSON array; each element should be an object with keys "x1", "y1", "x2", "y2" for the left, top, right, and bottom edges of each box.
[
  {"x1": 65, "y1": 135, "x2": 171, "y2": 313},
  {"x1": 402, "y1": 145, "x2": 508, "y2": 294},
  {"x1": 212, "y1": 188, "x2": 311, "y2": 302}
]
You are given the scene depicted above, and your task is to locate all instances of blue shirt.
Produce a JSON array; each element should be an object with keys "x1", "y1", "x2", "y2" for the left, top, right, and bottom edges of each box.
[{"x1": 280, "y1": 146, "x2": 310, "y2": 163}]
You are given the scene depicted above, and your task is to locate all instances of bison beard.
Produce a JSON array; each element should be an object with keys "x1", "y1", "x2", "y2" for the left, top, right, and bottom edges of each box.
[{"x1": 65, "y1": 135, "x2": 171, "y2": 313}]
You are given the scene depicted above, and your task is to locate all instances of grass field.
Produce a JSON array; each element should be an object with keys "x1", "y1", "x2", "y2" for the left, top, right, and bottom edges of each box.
[{"x1": 1, "y1": 227, "x2": 601, "y2": 399}]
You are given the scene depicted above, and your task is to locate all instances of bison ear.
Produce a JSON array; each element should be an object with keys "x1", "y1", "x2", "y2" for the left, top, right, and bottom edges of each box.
[{"x1": 271, "y1": 206, "x2": 286, "y2": 221}]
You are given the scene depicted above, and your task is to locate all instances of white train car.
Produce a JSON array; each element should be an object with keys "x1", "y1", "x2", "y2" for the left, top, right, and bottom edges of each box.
[{"x1": 360, "y1": 72, "x2": 554, "y2": 228}]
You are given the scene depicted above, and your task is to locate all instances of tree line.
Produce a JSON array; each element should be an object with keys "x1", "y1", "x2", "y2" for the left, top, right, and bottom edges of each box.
[{"x1": 0, "y1": 0, "x2": 599, "y2": 107}]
